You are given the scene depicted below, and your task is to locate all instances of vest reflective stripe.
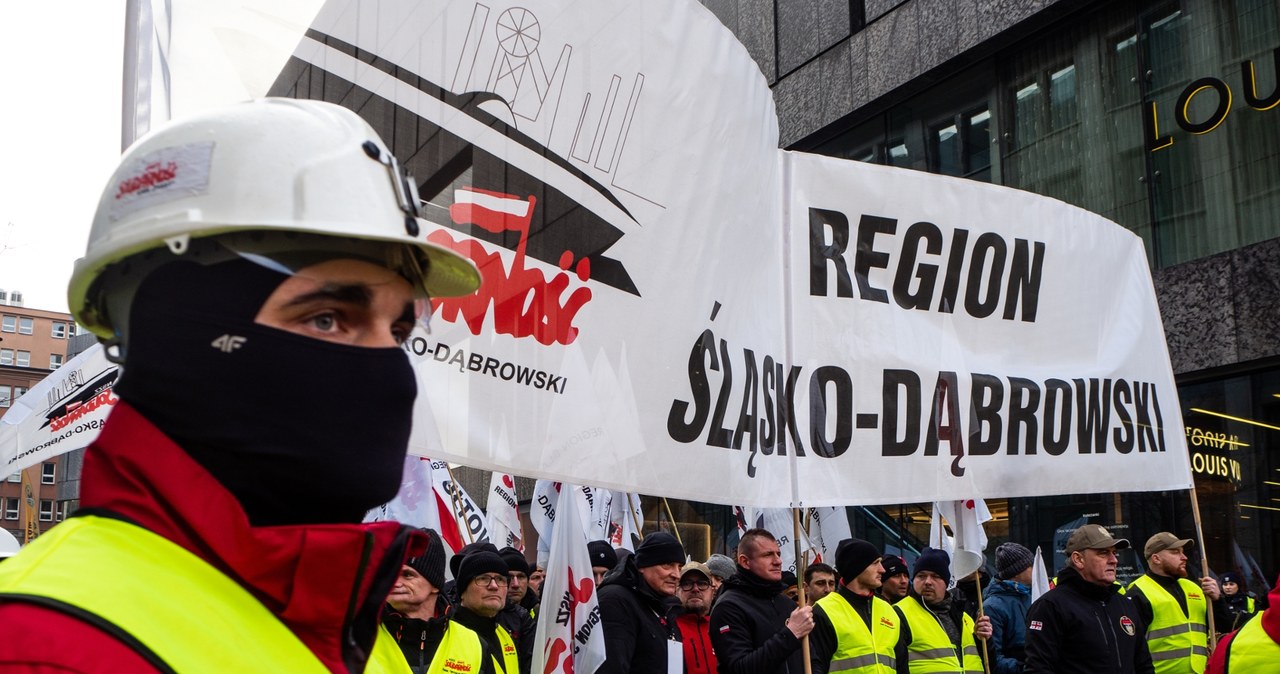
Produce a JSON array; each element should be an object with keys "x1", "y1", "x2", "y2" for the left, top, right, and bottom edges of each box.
[
  {"x1": 493, "y1": 624, "x2": 519, "y2": 674},
  {"x1": 0, "y1": 515, "x2": 408, "y2": 673},
  {"x1": 1224, "y1": 612, "x2": 1280, "y2": 673},
  {"x1": 896, "y1": 596, "x2": 982, "y2": 674},
  {"x1": 815, "y1": 592, "x2": 899, "y2": 674},
  {"x1": 1129, "y1": 576, "x2": 1208, "y2": 674}
]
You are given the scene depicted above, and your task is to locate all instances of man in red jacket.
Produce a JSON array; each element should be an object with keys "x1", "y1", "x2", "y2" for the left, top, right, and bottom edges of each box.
[
  {"x1": 676, "y1": 561, "x2": 719, "y2": 674},
  {"x1": 0, "y1": 98, "x2": 481, "y2": 673}
]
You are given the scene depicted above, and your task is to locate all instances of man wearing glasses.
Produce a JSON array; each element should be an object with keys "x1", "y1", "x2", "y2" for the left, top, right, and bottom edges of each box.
[
  {"x1": 453, "y1": 551, "x2": 521, "y2": 674},
  {"x1": 677, "y1": 562, "x2": 719, "y2": 674}
]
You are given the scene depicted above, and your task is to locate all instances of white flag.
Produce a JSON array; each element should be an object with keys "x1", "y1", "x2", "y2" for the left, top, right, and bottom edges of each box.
[
  {"x1": 531, "y1": 480, "x2": 561, "y2": 567},
  {"x1": 1031, "y1": 546, "x2": 1052, "y2": 602},
  {"x1": 933, "y1": 499, "x2": 992, "y2": 580},
  {"x1": 432, "y1": 460, "x2": 490, "y2": 551},
  {"x1": 608, "y1": 492, "x2": 644, "y2": 551},
  {"x1": 808, "y1": 507, "x2": 852, "y2": 564},
  {"x1": 366, "y1": 456, "x2": 442, "y2": 533},
  {"x1": 487, "y1": 472, "x2": 524, "y2": 551},
  {"x1": 534, "y1": 484, "x2": 606, "y2": 674}
]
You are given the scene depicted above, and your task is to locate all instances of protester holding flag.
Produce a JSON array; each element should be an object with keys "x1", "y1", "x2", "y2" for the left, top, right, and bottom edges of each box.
[
  {"x1": 709, "y1": 528, "x2": 814, "y2": 674},
  {"x1": 893, "y1": 548, "x2": 991, "y2": 673},
  {"x1": 984, "y1": 542, "x2": 1036, "y2": 674},
  {"x1": 1125, "y1": 532, "x2": 1223, "y2": 674},
  {"x1": 597, "y1": 531, "x2": 685, "y2": 673},
  {"x1": 1023, "y1": 525, "x2": 1153, "y2": 674},
  {"x1": 0, "y1": 99, "x2": 483, "y2": 672},
  {"x1": 809, "y1": 537, "x2": 907, "y2": 674},
  {"x1": 453, "y1": 551, "x2": 521, "y2": 674},
  {"x1": 385, "y1": 529, "x2": 493, "y2": 674}
]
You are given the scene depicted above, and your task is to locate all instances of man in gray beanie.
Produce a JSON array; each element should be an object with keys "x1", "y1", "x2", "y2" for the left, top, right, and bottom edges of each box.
[
  {"x1": 984, "y1": 542, "x2": 1035, "y2": 674},
  {"x1": 597, "y1": 532, "x2": 684, "y2": 673},
  {"x1": 706, "y1": 553, "x2": 737, "y2": 591},
  {"x1": 894, "y1": 547, "x2": 992, "y2": 673}
]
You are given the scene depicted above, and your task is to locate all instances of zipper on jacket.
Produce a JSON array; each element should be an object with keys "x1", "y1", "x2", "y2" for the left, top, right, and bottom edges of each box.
[{"x1": 1094, "y1": 601, "x2": 1122, "y2": 670}]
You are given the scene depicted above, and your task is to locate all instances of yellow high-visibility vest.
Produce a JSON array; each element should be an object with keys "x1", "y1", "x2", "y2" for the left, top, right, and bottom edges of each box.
[
  {"x1": 0, "y1": 515, "x2": 440, "y2": 672},
  {"x1": 1222, "y1": 612, "x2": 1280, "y2": 673},
  {"x1": 895, "y1": 596, "x2": 982, "y2": 674},
  {"x1": 814, "y1": 590, "x2": 900, "y2": 673},
  {"x1": 1129, "y1": 575, "x2": 1208, "y2": 674}
]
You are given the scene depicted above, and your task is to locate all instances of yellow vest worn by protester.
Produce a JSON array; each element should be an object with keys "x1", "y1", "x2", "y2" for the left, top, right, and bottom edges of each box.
[
  {"x1": 393, "y1": 621, "x2": 487, "y2": 674},
  {"x1": 1223, "y1": 612, "x2": 1280, "y2": 673},
  {"x1": 0, "y1": 514, "x2": 461, "y2": 673},
  {"x1": 492, "y1": 624, "x2": 520, "y2": 674},
  {"x1": 896, "y1": 596, "x2": 983, "y2": 674},
  {"x1": 815, "y1": 590, "x2": 900, "y2": 673},
  {"x1": 1129, "y1": 575, "x2": 1208, "y2": 674}
]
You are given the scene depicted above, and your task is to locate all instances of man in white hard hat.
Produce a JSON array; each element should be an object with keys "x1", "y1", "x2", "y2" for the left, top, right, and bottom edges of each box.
[{"x1": 0, "y1": 98, "x2": 482, "y2": 673}]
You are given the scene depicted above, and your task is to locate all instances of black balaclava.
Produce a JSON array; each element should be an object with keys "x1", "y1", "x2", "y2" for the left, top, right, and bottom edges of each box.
[{"x1": 113, "y1": 258, "x2": 417, "y2": 526}]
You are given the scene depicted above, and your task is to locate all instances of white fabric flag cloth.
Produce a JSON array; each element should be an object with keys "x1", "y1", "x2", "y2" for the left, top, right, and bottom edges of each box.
[
  {"x1": 531, "y1": 480, "x2": 561, "y2": 567},
  {"x1": 366, "y1": 456, "x2": 442, "y2": 533},
  {"x1": 534, "y1": 483, "x2": 607, "y2": 674},
  {"x1": 1031, "y1": 546, "x2": 1052, "y2": 602},
  {"x1": 933, "y1": 499, "x2": 992, "y2": 580},
  {"x1": 486, "y1": 472, "x2": 524, "y2": 551},
  {"x1": 608, "y1": 492, "x2": 644, "y2": 552},
  {"x1": 432, "y1": 461, "x2": 490, "y2": 552},
  {"x1": 808, "y1": 507, "x2": 852, "y2": 564}
]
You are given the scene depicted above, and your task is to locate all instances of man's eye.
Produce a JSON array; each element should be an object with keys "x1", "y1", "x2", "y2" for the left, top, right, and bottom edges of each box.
[{"x1": 310, "y1": 313, "x2": 337, "y2": 331}]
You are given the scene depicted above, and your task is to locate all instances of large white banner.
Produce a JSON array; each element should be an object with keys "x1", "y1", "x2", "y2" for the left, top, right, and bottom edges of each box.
[{"x1": 270, "y1": 0, "x2": 1191, "y2": 508}]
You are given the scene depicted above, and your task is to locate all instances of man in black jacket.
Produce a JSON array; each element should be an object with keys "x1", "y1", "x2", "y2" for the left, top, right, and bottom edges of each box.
[
  {"x1": 597, "y1": 532, "x2": 684, "y2": 673},
  {"x1": 1024, "y1": 524, "x2": 1155, "y2": 674},
  {"x1": 709, "y1": 528, "x2": 815, "y2": 674}
]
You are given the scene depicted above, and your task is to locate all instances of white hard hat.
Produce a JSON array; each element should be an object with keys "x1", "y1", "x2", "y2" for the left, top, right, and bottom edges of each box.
[{"x1": 69, "y1": 98, "x2": 481, "y2": 341}]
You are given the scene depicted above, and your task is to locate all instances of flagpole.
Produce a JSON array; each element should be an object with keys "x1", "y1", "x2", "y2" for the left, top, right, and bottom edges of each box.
[
  {"x1": 444, "y1": 463, "x2": 474, "y2": 544},
  {"x1": 793, "y1": 508, "x2": 812, "y2": 674},
  {"x1": 976, "y1": 581, "x2": 990, "y2": 674},
  {"x1": 661, "y1": 497, "x2": 684, "y2": 548},
  {"x1": 1188, "y1": 487, "x2": 1217, "y2": 648}
]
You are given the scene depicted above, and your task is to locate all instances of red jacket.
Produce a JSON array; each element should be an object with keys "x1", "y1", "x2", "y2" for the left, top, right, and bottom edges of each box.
[
  {"x1": 1206, "y1": 576, "x2": 1280, "y2": 674},
  {"x1": 677, "y1": 611, "x2": 718, "y2": 674},
  {"x1": 0, "y1": 402, "x2": 423, "y2": 673}
]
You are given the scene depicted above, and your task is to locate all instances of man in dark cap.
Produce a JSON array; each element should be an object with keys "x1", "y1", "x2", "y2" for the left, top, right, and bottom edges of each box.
[
  {"x1": 1024, "y1": 524, "x2": 1153, "y2": 673},
  {"x1": 496, "y1": 546, "x2": 537, "y2": 674},
  {"x1": 0, "y1": 99, "x2": 483, "y2": 671},
  {"x1": 597, "y1": 532, "x2": 685, "y2": 673},
  {"x1": 782, "y1": 571, "x2": 801, "y2": 604},
  {"x1": 385, "y1": 529, "x2": 491, "y2": 673},
  {"x1": 984, "y1": 542, "x2": 1036, "y2": 674},
  {"x1": 880, "y1": 555, "x2": 911, "y2": 603},
  {"x1": 894, "y1": 547, "x2": 992, "y2": 673},
  {"x1": 588, "y1": 539, "x2": 619, "y2": 586},
  {"x1": 1125, "y1": 532, "x2": 1224, "y2": 674},
  {"x1": 709, "y1": 528, "x2": 814, "y2": 674},
  {"x1": 809, "y1": 537, "x2": 908, "y2": 674},
  {"x1": 453, "y1": 551, "x2": 520, "y2": 674}
]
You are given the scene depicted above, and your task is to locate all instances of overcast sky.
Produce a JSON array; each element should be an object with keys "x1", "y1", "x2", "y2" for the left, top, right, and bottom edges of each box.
[{"x1": 0, "y1": 2, "x2": 125, "y2": 314}]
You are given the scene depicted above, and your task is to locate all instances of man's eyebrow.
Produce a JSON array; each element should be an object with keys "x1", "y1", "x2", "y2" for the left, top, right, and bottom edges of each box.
[{"x1": 282, "y1": 284, "x2": 373, "y2": 308}]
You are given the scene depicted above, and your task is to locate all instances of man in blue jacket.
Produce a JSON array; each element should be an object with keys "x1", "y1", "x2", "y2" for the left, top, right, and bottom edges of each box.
[{"x1": 985, "y1": 542, "x2": 1035, "y2": 674}]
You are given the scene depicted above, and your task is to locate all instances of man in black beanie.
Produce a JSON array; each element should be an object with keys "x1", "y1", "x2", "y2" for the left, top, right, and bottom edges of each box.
[
  {"x1": 894, "y1": 547, "x2": 993, "y2": 673},
  {"x1": 0, "y1": 100, "x2": 482, "y2": 672},
  {"x1": 588, "y1": 539, "x2": 619, "y2": 586},
  {"x1": 453, "y1": 551, "x2": 520, "y2": 674},
  {"x1": 809, "y1": 537, "x2": 909, "y2": 674},
  {"x1": 709, "y1": 528, "x2": 814, "y2": 674},
  {"x1": 385, "y1": 529, "x2": 491, "y2": 673},
  {"x1": 597, "y1": 532, "x2": 685, "y2": 673},
  {"x1": 880, "y1": 554, "x2": 911, "y2": 603},
  {"x1": 496, "y1": 546, "x2": 537, "y2": 673}
]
